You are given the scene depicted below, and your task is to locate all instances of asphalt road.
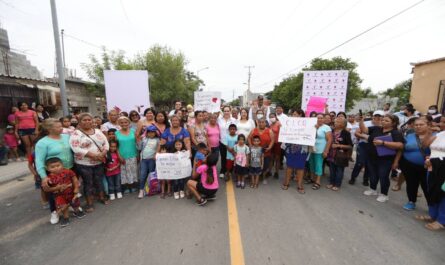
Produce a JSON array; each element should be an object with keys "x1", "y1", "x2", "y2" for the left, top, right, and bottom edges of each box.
[{"x1": 0, "y1": 167, "x2": 444, "y2": 265}]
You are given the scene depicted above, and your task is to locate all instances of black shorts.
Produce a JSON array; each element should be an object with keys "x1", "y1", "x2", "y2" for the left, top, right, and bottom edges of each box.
[
  {"x1": 18, "y1": 128, "x2": 36, "y2": 136},
  {"x1": 196, "y1": 182, "x2": 217, "y2": 197},
  {"x1": 249, "y1": 167, "x2": 262, "y2": 175},
  {"x1": 235, "y1": 165, "x2": 249, "y2": 175}
]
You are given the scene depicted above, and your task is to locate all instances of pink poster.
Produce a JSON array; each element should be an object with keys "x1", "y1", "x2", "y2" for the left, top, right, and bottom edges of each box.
[{"x1": 305, "y1": 96, "x2": 328, "y2": 116}]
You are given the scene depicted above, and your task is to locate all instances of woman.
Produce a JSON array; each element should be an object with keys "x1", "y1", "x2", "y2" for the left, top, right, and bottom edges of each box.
[
  {"x1": 254, "y1": 109, "x2": 267, "y2": 126},
  {"x1": 218, "y1": 106, "x2": 237, "y2": 178},
  {"x1": 175, "y1": 109, "x2": 188, "y2": 128},
  {"x1": 36, "y1": 118, "x2": 74, "y2": 224},
  {"x1": 153, "y1": 111, "x2": 169, "y2": 136},
  {"x1": 160, "y1": 115, "x2": 191, "y2": 152},
  {"x1": 282, "y1": 110, "x2": 309, "y2": 193},
  {"x1": 248, "y1": 118, "x2": 274, "y2": 184},
  {"x1": 232, "y1": 108, "x2": 239, "y2": 120},
  {"x1": 206, "y1": 113, "x2": 221, "y2": 154},
  {"x1": 15, "y1": 102, "x2": 39, "y2": 157},
  {"x1": 35, "y1": 104, "x2": 50, "y2": 122},
  {"x1": 395, "y1": 117, "x2": 431, "y2": 210},
  {"x1": 101, "y1": 109, "x2": 121, "y2": 133},
  {"x1": 116, "y1": 116, "x2": 138, "y2": 193},
  {"x1": 236, "y1": 108, "x2": 255, "y2": 139},
  {"x1": 129, "y1": 110, "x2": 141, "y2": 131},
  {"x1": 189, "y1": 111, "x2": 210, "y2": 155},
  {"x1": 93, "y1": 116, "x2": 103, "y2": 130},
  {"x1": 309, "y1": 113, "x2": 332, "y2": 190},
  {"x1": 326, "y1": 117, "x2": 353, "y2": 191},
  {"x1": 360, "y1": 114, "x2": 404, "y2": 203},
  {"x1": 269, "y1": 113, "x2": 281, "y2": 179},
  {"x1": 7, "y1": 106, "x2": 18, "y2": 126},
  {"x1": 70, "y1": 113, "x2": 109, "y2": 212},
  {"x1": 136, "y1": 108, "x2": 156, "y2": 140}
]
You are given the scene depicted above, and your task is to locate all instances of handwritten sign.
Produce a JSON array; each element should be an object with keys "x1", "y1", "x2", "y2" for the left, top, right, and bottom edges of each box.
[
  {"x1": 278, "y1": 117, "x2": 317, "y2": 146},
  {"x1": 156, "y1": 151, "x2": 191, "y2": 180},
  {"x1": 194, "y1": 91, "x2": 221, "y2": 113},
  {"x1": 305, "y1": 96, "x2": 328, "y2": 116}
]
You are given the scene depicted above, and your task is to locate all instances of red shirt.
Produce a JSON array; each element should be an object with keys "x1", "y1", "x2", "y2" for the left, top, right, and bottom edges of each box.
[
  {"x1": 15, "y1": 110, "x2": 36, "y2": 129},
  {"x1": 251, "y1": 128, "x2": 272, "y2": 157},
  {"x1": 106, "y1": 152, "x2": 121, "y2": 176},
  {"x1": 48, "y1": 169, "x2": 76, "y2": 195}
]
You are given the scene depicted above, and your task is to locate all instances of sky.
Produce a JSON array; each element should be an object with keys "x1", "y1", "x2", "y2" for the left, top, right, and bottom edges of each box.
[{"x1": 1, "y1": 0, "x2": 444, "y2": 102}]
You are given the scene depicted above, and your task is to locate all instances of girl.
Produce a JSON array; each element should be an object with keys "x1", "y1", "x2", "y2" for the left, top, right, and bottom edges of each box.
[
  {"x1": 105, "y1": 140, "x2": 123, "y2": 200},
  {"x1": 60, "y1": 116, "x2": 75, "y2": 135},
  {"x1": 187, "y1": 153, "x2": 219, "y2": 206},
  {"x1": 234, "y1": 134, "x2": 250, "y2": 189},
  {"x1": 173, "y1": 139, "x2": 188, "y2": 199},
  {"x1": 158, "y1": 145, "x2": 172, "y2": 199},
  {"x1": 4, "y1": 125, "x2": 20, "y2": 161},
  {"x1": 138, "y1": 125, "x2": 159, "y2": 199},
  {"x1": 249, "y1": 135, "x2": 264, "y2": 188}
]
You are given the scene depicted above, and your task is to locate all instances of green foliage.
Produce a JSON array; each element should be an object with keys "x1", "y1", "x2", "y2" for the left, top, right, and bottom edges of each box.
[
  {"x1": 81, "y1": 45, "x2": 201, "y2": 107},
  {"x1": 358, "y1": 87, "x2": 377, "y2": 99},
  {"x1": 379, "y1": 79, "x2": 412, "y2": 108},
  {"x1": 228, "y1": 98, "x2": 240, "y2": 107},
  {"x1": 268, "y1": 57, "x2": 364, "y2": 111}
]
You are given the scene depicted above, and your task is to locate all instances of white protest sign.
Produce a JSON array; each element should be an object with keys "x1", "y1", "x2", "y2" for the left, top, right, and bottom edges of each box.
[
  {"x1": 104, "y1": 70, "x2": 150, "y2": 113},
  {"x1": 194, "y1": 91, "x2": 221, "y2": 113},
  {"x1": 301, "y1": 70, "x2": 349, "y2": 113},
  {"x1": 156, "y1": 151, "x2": 191, "y2": 180},
  {"x1": 278, "y1": 117, "x2": 317, "y2": 146}
]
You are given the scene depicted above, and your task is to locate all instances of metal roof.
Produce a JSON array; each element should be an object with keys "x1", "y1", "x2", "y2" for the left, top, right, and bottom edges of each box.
[{"x1": 410, "y1": 57, "x2": 445, "y2": 67}]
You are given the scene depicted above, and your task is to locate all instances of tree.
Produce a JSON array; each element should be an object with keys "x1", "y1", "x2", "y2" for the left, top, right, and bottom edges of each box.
[
  {"x1": 379, "y1": 79, "x2": 412, "y2": 108},
  {"x1": 81, "y1": 45, "x2": 201, "y2": 107},
  {"x1": 228, "y1": 98, "x2": 240, "y2": 107},
  {"x1": 267, "y1": 57, "x2": 364, "y2": 111}
]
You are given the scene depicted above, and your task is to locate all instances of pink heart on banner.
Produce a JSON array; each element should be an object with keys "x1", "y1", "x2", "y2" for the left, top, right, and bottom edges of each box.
[{"x1": 212, "y1": 98, "x2": 218, "y2": 103}]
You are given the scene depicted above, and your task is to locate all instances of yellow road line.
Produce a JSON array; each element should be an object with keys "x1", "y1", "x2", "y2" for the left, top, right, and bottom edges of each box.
[{"x1": 226, "y1": 180, "x2": 245, "y2": 265}]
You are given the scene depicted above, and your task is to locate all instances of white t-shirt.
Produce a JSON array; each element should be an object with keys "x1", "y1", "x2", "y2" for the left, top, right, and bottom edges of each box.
[
  {"x1": 348, "y1": 122, "x2": 360, "y2": 144},
  {"x1": 430, "y1": 131, "x2": 445, "y2": 159},
  {"x1": 236, "y1": 119, "x2": 255, "y2": 137},
  {"x1": 276, "y1": 113, "x2": 288, "y2": 123},
  {"x1": 100, "y1": 122, "x2": 121, "y2": 132},
  {"x1": 218, "y1": 117, "x2": 237, "y2": 145}
]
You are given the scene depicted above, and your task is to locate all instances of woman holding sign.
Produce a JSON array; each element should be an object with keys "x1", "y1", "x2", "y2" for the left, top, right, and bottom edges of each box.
[
  {"x1": 309, "y1": 113, "x2": 332, "y2": 190},
  {"x1": 360, "y1": 114, "x2": 404, "y2": 203}
]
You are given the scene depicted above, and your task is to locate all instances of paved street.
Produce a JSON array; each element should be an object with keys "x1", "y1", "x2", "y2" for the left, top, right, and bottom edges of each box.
[{"x1": 0, "y1": 166, "x2": 444, "y2": 265}]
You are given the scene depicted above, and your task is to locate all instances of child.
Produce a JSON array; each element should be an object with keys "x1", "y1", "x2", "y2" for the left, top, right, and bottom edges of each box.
[
  {"x1": 234, "y1": 134, "x2": 250, "y2": 189},
  {"x1": 225, "y1": 124, "x2": 238, "y2": 181},
  {"x1": 60, "y1": 116, "x2": 75, "y2": 135},
  {"x1": 249, "y1": 135, "x2": 264, "y2": 188},
  {"x1": 106, "y1": 140, "x2": 123, "y2": 200},
  {"x1": 3, "y1": 125, "x2": 20, "y2": 161},
  {"x1": 138, "y1": 125, "x2": 159, "y2": 199},
  {"x1": 194, "y1": 142, "x2": 209, "y2": 169},
  {"x1": 173, "y1": 139, "x2": 188, "y2": 199},
  {"x1": 107, "y1": 128, "x2": 117, "y2": 141},
  {"x1": 187, "y1": 153, "x2": 219, "y2": 206},
  {"x1": 28, "y1": 148, "x2": 48, "y2": 208},
  {"x1": 158, "y1": 145, "x2": 172, "y2": 199},
  {"x1": 45, "y1": 157, "x2": 85, "y2": 227}
]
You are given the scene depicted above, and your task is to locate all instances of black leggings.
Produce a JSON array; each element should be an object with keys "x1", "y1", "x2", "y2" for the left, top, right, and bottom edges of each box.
[
  {"x1": 400, "y1": 158, "x2": 429, "y2": 204},
  {"x1": 219, "y1": 142, "x2": 227, "y2": 174}
]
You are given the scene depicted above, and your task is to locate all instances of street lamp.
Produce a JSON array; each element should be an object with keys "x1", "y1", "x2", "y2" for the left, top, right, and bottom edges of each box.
[{"x1": 196, "y1": 66, "x2": 209, "y2": 78}]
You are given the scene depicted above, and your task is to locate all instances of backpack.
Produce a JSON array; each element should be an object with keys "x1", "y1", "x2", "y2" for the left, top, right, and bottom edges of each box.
[{"x1": 143, "y1": 172, "x2": 161, "y2": 196}]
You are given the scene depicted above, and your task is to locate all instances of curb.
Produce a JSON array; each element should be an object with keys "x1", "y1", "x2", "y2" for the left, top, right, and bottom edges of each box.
[{"x1": 0, "y1": 170, "x2": 30, "y2": 185}]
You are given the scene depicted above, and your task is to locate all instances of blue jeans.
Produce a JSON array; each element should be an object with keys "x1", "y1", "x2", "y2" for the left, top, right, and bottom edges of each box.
[
  {"x1": 173, "y1": 178, "x2": 186, "y2": 192},
  {"x1": 350, "y1": 142, "x2": 369, "y2": 182},
  {"x1": 429, "y1": 197, "x2": 445, "y2": 225},
  {"x1": 106, "y1": 173, "x2": 122, "y2": 194},
  {"x1": 367, "y1": 158, "x2": 393, "y2": 195},
  {"x1": 139, "y1": 159, "x2": 156, "y2": 190},
  {"x1": 329, "y1": 162, "x2": 345, "y2": 187}
]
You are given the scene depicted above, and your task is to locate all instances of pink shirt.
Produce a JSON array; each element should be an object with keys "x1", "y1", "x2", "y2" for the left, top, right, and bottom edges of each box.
[
  {"x1": 206, "y1": 124, "x2": 220, "y2": 148},
  {"x1": 7, "y1": 114, "x2": 16, "y2": 125},
  {"x1": 3, "y1": 133, "x2": 19, "y2": 148},
  {"x1": 196, "y1": 165, "x2": 219, "y2": 190},
  {"x1": 15, "y1": 110, "x2": 36, "y2": 129},
  {"x1": 106, "y1": 152, "x2": 121, "y2": 176}
]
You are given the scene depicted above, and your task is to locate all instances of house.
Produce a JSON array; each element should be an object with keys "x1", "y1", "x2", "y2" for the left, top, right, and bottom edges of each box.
[{"x1": 410, "y1": 57, "x2": 445, "y2": 113}]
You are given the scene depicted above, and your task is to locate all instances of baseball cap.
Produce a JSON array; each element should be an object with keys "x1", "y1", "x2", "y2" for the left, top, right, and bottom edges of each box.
[
  {"x1": 146, "y1": 125, "x2": 157, "y2": 132},
  {"x1": 373, "y1": 110, "x2": 385, "y2": 116}
]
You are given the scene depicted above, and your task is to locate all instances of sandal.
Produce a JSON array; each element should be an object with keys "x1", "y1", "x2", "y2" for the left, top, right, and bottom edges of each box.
[
  {"x1": 312, "y1": 183, "x2": 321, "y2": 190},
  {"x1": 391, "y1": 185, "x2": 401, "y2": 191},
  {"x1": 326, "y1": 184, "x2": 333, "y2": 189},
  {"x1": 331, "y1": 186, "x2": 339, "y2": 191},
  {"x1": 281, "y1": 184, "x2": 289, "y2": 190},
  {"x1": 304, "y1": 179, "x2": 314, "y2": 185},
  {"x1": 425, "y1": 221, "x2": 445, "y2": 231},
  {"x1": 297, "y1": 186, "x2": 305, "y2": 194},
  {"x1": 415, "y1": 215, "x2": 433, "y2": 222},
  {"x1": 84, "y1": 205, "x2": 94, "y2": 213},
  {"x1": 160, "y1": 193, "x2": 166, "y2": 199}
]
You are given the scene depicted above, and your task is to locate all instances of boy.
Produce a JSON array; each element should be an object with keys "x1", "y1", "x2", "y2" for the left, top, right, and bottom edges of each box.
[
  {"x1": 249, "y1": 135, "x2": 264, "y2": 188},
  {"x1": 195, "y1": 142, "x2": 209, "y2": 168},
  {"x1": 107, "y1": 128, "x2": 117, "y2": 142},
  {"x1": 45, "y1": 157, "x2": 85, "y2": 227},
  {"x1": 225, "y1": 124, "x2": 238, "y2": 181}
]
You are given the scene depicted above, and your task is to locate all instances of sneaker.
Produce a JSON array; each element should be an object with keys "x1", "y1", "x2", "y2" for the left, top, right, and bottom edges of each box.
[
  {"x1": 138, "y1": 190, "x2": 144, "y2": 199},
  {"x1": 241, "y1": 182, "x2": 245, "y2": 189},
  {"x1": 236, "y1": 181, "x2": 241, "y2": 188},
  {"x1": 363, "y1": 189, "x2": 378, "y2": 196},
  {"x1": 179, "y1": 190, "x2": 185, "y2": 199},
  {"x1": 60, "y1": 217, "x2": 70, "y2": 227},
  {"x1": 376, "y1": 194, "x2": 389, "y2": 203},
  {"x1": 50, "y1": 211, "x2": 59, "y2": 224},
  {"x1": 403, "y1": 202, "x2": 416, "y2": 211},
  {"x1": 73, "y1": 210, "x2": 86, "y2": 219},
  {"x1": 362, "y1": 180, "x2": 369, "y2": 186},
  {"x1": 196, "y1": 198, "x2": 207, "y2": 206},
  {"x1": 205, "y1": 194, "x2": 216, "y2": 201},
  {"x1": 116, "y1": 192, "x2": 123, "y2": 199},
  {"x1": 219, "y1": 173, "x2": 225, "y2": 179},
  {"x1": 174, "y1": 192, "x2": 180, "y2": 200},
  {"x1": 109, "y1": 194, "x2": 116, "y2": 200},
  {"x1": 263, "y1": 179, "x2": 268, "y2": 185}
]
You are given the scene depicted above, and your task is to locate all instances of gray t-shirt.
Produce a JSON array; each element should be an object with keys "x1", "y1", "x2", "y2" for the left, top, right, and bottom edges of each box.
[{"x1": 250, "y1": 146, "x2": 263, "y2": 168}]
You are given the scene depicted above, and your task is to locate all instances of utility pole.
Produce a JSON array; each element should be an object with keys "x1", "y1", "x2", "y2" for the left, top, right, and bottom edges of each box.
[
  {"x1": 244, "y1": 65, "x2": 255, "y2": 91},
  {"x1": 61, "y1": 29, "x2": 66, "y2": 73},
  {"x1": 50, "y1": 0, "x2": 69, "y2": 116}
]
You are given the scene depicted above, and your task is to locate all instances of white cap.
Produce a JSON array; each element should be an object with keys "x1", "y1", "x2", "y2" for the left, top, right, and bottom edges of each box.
[{"x1": 373, "y1": 110, "x2": 385, "y2": 116}]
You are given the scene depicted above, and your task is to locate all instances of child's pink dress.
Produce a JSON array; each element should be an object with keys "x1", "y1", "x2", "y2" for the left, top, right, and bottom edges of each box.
[{"x1": 3, "y1": 133, "x2": 19, "y2": 148}]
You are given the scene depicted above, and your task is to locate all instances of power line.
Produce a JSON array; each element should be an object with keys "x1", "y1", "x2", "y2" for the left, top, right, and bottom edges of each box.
[
  {"x1": 63, "y1": 33, "x2": 103, "y2": 49},
  {"x1": 253, "y1": 0, "x2": 427, "y2": 90}
]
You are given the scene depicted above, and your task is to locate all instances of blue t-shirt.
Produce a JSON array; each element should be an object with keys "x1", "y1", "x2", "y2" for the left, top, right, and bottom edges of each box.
[
  {"x1": 226, "y1": 134, "x2": 238, "y2": 160},
  {"x1": 403, "y1": 133, "x2": 430, "y2": 165},
  {"x1": 195, "y1": 151, "x2": 205, "y2": 163},
  {"x1": 161, "y1": 127, "x2": 190, "y2": 149},
  {"x1": 314, "y1": 125, "x2": 331, "y2": 154}
]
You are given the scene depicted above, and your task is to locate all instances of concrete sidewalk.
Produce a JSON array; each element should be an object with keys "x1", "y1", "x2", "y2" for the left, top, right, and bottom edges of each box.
[{"x1": 0, "y1": 161, "x2": 30, "y2": 184}]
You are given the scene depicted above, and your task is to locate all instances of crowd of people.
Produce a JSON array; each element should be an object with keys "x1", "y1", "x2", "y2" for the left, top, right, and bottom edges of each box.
[{"x1": 1, "y1": 96, "x2": 444, "y2": 231}]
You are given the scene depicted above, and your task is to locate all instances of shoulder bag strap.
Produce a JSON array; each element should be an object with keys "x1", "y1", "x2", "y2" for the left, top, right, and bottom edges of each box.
[{"x1": 78, "y1": 129, "x2": 103, "y2": 152}]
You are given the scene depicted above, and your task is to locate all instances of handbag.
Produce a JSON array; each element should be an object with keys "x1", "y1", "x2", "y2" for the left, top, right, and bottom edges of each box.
[{"x1": 334, "y1": 149, "x2": 351, "y2": 167}]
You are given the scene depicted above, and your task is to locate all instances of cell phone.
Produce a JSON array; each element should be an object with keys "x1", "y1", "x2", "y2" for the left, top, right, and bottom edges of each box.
[{"x1": 359, "y1": 109, "x2": 363, "y2": 117}]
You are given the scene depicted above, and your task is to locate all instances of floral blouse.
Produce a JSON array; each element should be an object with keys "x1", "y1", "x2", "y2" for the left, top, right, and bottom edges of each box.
[{"x1": 69, "y1": 129, "x2": 109, "y2": 166}]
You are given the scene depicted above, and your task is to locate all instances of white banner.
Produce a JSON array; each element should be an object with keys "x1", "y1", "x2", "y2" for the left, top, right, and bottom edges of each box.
[
  {"x1": 156, "y1": 151, "x2": 192, "y2": 180},
  {"x1": 301, "y1": 70, "x2": 348, "y2": 113},
  {"x1": 194, "y1": 91, "x2": 221, "y2": 113},
  {"x1": 104, "y1": 70, "x2": 150, "y2": 113},
  {"x1": 278, "y1": 117, "x2": 317, "y2": 146}
]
